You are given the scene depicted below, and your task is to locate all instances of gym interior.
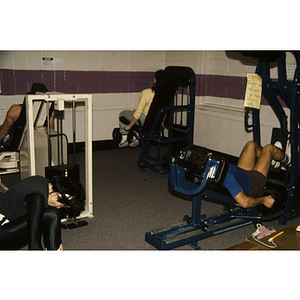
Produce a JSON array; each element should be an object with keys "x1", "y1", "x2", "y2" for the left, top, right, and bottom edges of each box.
[{"x1": 1, "y1": 50, "x2": 300, "y2": 297}]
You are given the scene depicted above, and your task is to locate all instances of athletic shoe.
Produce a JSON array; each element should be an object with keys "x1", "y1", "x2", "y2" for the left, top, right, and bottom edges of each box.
[
  {"x1": 271, "y1": 160, "x2": 281, "y2": 168},
  {"x1": 272, "y1": 141, "x2": 283, "y2": 168},
  {"x1": 118, "y1": 140, "x2": 128, "y2": 148},
  {"x1": 129, "y1": 138, "x2": 139, "y2": 148},
  {"x1": 282, "y1": 141, "x2": 291, "y2": 167}
]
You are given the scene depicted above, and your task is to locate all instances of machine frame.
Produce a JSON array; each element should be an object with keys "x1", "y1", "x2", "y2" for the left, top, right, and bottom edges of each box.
[
  {"x1": 145, "y1": 51, "x2": 300, "y2": 250},
  {"x1": 24, "y1": 93, "x2": 93, "y2": 220}
]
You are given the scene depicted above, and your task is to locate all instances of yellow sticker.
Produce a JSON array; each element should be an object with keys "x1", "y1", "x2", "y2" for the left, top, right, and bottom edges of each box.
[{"x1": 244, "y1": 74, "x2": 262, "y2": 110}]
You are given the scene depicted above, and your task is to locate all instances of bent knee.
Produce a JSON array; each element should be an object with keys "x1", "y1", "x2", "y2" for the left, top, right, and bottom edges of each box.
[
  {"x1": 243, "y1": 141, "x2": 261, "y2": 153},
  {"x1": 245, "y1": 141, "x2": 259, "y2": 148},
  {"x1": 261, "y1": 144, "x2": 276, "y2": 154}
]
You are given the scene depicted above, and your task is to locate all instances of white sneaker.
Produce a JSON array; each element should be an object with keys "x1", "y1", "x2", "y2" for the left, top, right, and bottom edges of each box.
[
  {"x1": 274, "y1": 141, "x2": 283, "y2": 150},
  {"x1": 271, "y1": 160, "x2": 281, "y2": 168},
  {"x1": 129, "y1": 138, "x2": 139, "y2": 148},
  {"x1": 118, "y1": 139, "x2": 128, "y2": 148},
  {"x1": 282, "y1": 141, "x2": 291, "y2": 167},
  {"x1": 272, "y1": 141, "x2": 283, "y2": 168}
]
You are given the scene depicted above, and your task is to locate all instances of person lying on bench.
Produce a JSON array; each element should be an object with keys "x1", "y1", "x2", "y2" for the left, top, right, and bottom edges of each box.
[
  {"x1": 189, "y1": 141, "x2": 290, "y2": 209},
  {"x1": 118, "y1": 69, "x2": 165, "y2": 148},
  {"x1": 0, "y1": 175, "x2": 85, "y2": 250},
  {"x1": 0, "y1": 83, "x2": 55, "y2": 148}
]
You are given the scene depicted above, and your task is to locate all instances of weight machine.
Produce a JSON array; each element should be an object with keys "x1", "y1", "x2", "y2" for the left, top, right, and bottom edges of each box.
[
  {"x1": 0, "y1": 151, "x2": 19, "y2": 193},
  {"x1": 19, "y1": 93, "x2": 94, "y2": 221},
  {"x1": 114, "y1": 66, "x2": 196, "y2": 174},
  {"x1": 145, "y1": 51, "x2": 300, "y2": 250},
  {"x1": 242, "y1": 51, "x2": 300, "y2": 225}
]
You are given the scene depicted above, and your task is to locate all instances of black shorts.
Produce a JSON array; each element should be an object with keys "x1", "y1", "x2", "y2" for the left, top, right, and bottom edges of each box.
[{"x1": 243, "y1": 170, "x2": 267, "y2": 197}]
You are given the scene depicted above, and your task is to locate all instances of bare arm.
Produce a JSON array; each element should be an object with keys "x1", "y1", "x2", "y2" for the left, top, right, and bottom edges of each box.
[
  {"x1": 0, "y1": 104, "x2": 22, "y2": 141},
  {"x1": 234, "y1": 190, "x2": 275, "y2": 209},
  {"x1": 123, "y1": 88, "x2": 153, "y2": 131},
  {"x1": 0, "y1": 115, "x2": 15, "y2": 141}
]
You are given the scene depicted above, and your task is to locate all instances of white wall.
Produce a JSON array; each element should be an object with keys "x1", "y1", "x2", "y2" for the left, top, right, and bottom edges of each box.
[
  {"x1": 0, "y1": 50, "x2": 296, "y2": 157},
  {"x1": 0, "y1": 51, "x2": 166, "y2": 143},
  {"x1": 165, "y1": 51, "x2": 295, "y2": 156}
]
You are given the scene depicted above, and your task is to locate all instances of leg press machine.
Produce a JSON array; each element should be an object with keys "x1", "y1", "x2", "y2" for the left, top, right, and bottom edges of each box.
[{"x1": 145, "y1": 51, "x2": 300, "y2": 250}]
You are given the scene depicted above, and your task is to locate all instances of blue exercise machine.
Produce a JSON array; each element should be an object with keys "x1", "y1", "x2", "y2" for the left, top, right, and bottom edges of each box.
[
  {"x1": 115, "y1": 66, "x2": 196, "y2": 174},
  {"x1": 242, "y1": 51, "x2": 300, "y2": 225},
  {"x1": 145, "y1": 51, "x2": 300, "y2": 250},
  {"x1": 145, "y1": 149, "x2": 282, "y2": 250}
]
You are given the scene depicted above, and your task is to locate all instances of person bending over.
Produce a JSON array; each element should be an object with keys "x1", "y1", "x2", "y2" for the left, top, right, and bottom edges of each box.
[
  {"x1": 0, "y1": 82, "x2": 54, "y2": 147},
  {"x1": 189, "y1": 141, "x2": 290, "y2": 209},
  {"x1": 0, "y1": 175, "x2": 85, "y2": 250},
  {"x1": 118, "y1": 69, "x2": 165, "y2": 148}
]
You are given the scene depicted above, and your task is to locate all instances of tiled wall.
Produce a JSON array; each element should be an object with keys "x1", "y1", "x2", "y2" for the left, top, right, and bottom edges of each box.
[
  {"x1": 194, "y1": 51, "x2": 296, "y2": 155},
  {"x1": 0, "y1": 51, "x2": 296, "y2": 156},
  {"x1": 0, "y1": 51, "x2": 166, "y2": 142}
]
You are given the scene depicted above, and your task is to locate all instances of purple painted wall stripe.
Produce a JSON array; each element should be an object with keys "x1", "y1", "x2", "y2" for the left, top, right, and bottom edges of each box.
[
  {"x1": 0, "y1": 69, "x2": 286, "y2": 107},
  {"x1": 195, "y1": 74, "x2": 281, "y2": 106},
  {"x1": 0, "y1": 69, "x2": 156, "y2": 95}
]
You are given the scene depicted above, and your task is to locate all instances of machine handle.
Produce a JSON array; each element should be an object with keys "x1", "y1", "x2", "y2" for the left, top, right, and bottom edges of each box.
[{"x1": 244, "y1": 109, "x2": 253, "y2": 133}]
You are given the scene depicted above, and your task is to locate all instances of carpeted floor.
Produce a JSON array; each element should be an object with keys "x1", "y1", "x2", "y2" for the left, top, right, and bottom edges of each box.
[{"x1": 3, "y1": 146, "x2": 300, "y2": 250}]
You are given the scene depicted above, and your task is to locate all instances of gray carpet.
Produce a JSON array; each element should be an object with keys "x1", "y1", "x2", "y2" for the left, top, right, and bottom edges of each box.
[
  {"x1": 3, "y1": 146, "x2": 300, "y2": 250},
  {"x1": 58, "y1": 147, "x2": 300, "y2": 250}
]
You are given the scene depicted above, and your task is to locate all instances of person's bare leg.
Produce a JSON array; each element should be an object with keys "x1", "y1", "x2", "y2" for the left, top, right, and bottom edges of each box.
[
  {"x1": 237, "y1": 141, "x2": 262, "y2": 170},
  {"x1": 253, "y1": 144, "x2": 285, "y2": 177}
]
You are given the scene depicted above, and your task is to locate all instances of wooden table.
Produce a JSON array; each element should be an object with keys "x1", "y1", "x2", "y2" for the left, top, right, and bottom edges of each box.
[{"x1": 226, "y1": 224, "x2": 300, "y2": 250}]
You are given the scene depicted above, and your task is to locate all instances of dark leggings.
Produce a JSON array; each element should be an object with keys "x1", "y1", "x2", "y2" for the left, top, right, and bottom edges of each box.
[{"x1": 0, "y1": 193, "x2": 62, "y2": 250}]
